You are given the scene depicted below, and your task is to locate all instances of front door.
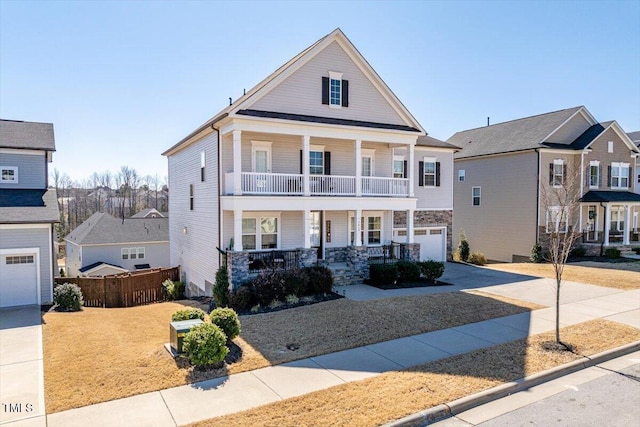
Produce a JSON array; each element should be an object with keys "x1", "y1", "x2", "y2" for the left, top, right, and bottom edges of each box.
[{"x1": 310, "y1": 211, "x2": 323, "y2": 260}]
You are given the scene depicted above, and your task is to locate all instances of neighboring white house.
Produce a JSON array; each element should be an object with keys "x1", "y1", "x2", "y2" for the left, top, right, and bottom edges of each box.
[
  {"x1": 162, "y1": 28, "x2": 457, "y2": 294},
  {"x1": 64, "y1": 212, "x2": 170, "y2": 277},
  {"x1": 0, "y1": 119, "x2": 59, "y2": 308}
]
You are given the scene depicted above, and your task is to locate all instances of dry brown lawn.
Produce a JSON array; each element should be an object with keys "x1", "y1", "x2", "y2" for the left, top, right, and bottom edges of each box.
[
  {"x1": 486, "y1": 262, "x2": 640, "y2": 290},
  {"x1": 193, "y1": 319, "x2": 640, "y2": 427},
  {"x1": 43, "y1": 292, "x2": 541, "y2": 413}
]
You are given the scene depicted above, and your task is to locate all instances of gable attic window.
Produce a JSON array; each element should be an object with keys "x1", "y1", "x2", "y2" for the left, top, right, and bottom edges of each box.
[
  {"x1": 322, "y1": 72, "x2": 349, "y2": 108},
  {"x1": 1, "y1": 166, "x2": 18, "y2": 183}
]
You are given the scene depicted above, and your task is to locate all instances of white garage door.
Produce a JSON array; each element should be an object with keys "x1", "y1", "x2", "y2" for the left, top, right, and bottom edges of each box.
[
  {"x1": 414, "y1": 228, "x2": 446, "y2": 262},
  {"x1": 0, "y1": 253, "x2": 38, "y2": 308}
]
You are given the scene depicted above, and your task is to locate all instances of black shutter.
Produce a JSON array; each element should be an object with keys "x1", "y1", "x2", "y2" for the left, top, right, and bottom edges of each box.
[
  {"x1": 324, "y1": 152, "x2": 331, "y2": 175},
  {"x1": 436, "y1": 162, "x2": 441, "y2": 187},
  {"x1": 586, "y1": 165, "x2": 590, "y2": 187},
  {"x1": 629, "y1": 167, "x2": 633, "y2": 187},
  {"x1": 403, "y1": 160, "x2": 407, "y2": 179},
  {"x1": 599, "y1": 164, "x2": 603, "y2": 187},
  {"x1": 607, "y1": 165, "x2": 612, "y2": 187},
  {"x1": 300, "y1": 150, "x2": 303, "y2": 174},
  {"x1": 549, "y1": 163, "x2": 553, "y2": 185},
  {"x1": 418, "y1": 161, "x2": 424, "y2": 187},
  {"x1": 562, "y1": 164, "x2": 567, "y2": 185},
  {"x1": 342, "y1": 80, "x2": 349, "y2": 107},
  {"x1": 321, "y1": 77, "x2": 329, "y2": 105}
]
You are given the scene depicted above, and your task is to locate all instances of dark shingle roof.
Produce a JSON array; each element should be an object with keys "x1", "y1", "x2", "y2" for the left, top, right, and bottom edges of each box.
[
  {"x1": 580, "y1": 191, "x2": 640, "y2": 203},
  {"x1": 79, "y1": 261, "x2": 125, "y2": 273},
  {"x1": 0, "y1": 120, "x2": 56, "y2": 151},
  {"x1": 0, "y1": 189, "x2": 60, "y2": 223},
  {"x1": 449, "y1": 107, "x2": 583, "y2": 159},
  {"x1": 540, "y1": 122, "x2": 610, "y2": 150},
  {"x1": 416, "y1": 135, "x2": 459, "y2": 150},
  {"x1": 236, "y1": 110, "x2": 421, "y2": 132},
  {"x1": 65, "y1": 212, "x2": 169, "y2": 245},
  {"x1": 628, "y1": 131, "x2": 640, "y2": 146}
]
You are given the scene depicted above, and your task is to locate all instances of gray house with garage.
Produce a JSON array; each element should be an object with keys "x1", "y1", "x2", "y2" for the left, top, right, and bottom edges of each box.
[{"x1": 0, "y1": 119, "x2": 59, "y2": 308}]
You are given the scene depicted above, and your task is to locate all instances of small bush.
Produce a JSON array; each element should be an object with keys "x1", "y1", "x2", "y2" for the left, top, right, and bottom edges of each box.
[
  {"x1": 53, "y1": 283, "x2": 83, "y2": 311},
  {"x1": 183, "y1": 323, "x2": 229, "y2": 367},
  {"x1": 452, "y1": 248, "x2": 462, "y2": 262},
  {"x1": 604, "y1": 248, "x2": 621, "y2": 259},
  {"x1": 171, "y1": 308, "x2": 206, "y2": 322},
  {"x1": 468, "y1": 251, "x2": 487, "y2": 266},
  {"x1": 417, "y1": 260, "x2": 445, "y2": 282},
  {"x1": 209, "y1": 307, "x2": 241, "y2": 341},
  {"x1": 396, "y1": 260, "x2": 421, "y2": 283},
  {"x1": 369, "y1": 263, "x2": 398, "y2": 286},
  {"x1": 228, "y1": 285, "x2": 255, "y2": 311},
  {"x1": 162, "y1": 279, "x2": 185, "y2": 300},
  {"x1": 285, "y1": 294, "x2": 299, "y2": 305},
  {"x1": 458, "y1": 231, "x2": 470, "y2": 262},
  {"x1": 213, "y1": 266, "x2": 230, "y2": 308},
  {"x1": 530, "y1": 244, "x2": 544, "y2": 263},
  {"x1": 304, "y1": 266, "x2": 333, "y2": 295},
  {"x1": 569, "y1": 245, "x2": 586, "y2": 259}
]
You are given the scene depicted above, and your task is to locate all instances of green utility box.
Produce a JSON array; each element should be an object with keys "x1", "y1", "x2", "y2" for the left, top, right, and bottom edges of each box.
[{"x1": 169, "y1": 319, "x2": 204, "y2": 354}]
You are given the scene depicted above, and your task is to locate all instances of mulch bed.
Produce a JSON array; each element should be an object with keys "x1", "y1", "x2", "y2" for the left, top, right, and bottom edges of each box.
[
  {"x1": 366, "y1": 278, "x2": 453, "y2": 290},
  {"x1": 230, "y1": 292, "x2": 344, "y2": 316}
]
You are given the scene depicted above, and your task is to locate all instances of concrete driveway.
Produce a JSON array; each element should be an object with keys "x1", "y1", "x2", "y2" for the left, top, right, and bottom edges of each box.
[{"x1": 0, "y1": 306, "x2": 45, "y2": 427}]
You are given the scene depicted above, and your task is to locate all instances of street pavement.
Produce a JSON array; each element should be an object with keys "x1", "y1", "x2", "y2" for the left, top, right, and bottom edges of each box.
[{"x1": 431, "y1": 353, "x2": 640, "y2": 427}]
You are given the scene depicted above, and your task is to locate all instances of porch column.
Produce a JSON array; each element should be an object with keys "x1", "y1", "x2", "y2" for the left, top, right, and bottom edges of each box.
[
  {"x1": 303, "y1": 209, "x2": 311, "y2": 249},
  {"x1": 233, "y1": 209, "x2": 243, "y2": 251},
  {"x1": 406, "y1": 209, "x2": 414, "y2": 243},
  {"x1": 302, "y1": 135, "x2": 310, "y2": 196},
  {"x1": 354, "y1": 208, "x2": 362, "y2": 246},
  {"x1": 355, "y1": 139, "x2": 362, "y2": 196},
  {"x1": 408, "y1": 143, "x2": 415, "y2": 197},
  {"x1": 623, "y1": 205, "x2": 631, "y2": 245},
  {"x1": 604, "y1": 204, "x2": 611, "y2": 246},
  {"x1": 233, "y1": 130, "x2": 242, "y2": 195}
]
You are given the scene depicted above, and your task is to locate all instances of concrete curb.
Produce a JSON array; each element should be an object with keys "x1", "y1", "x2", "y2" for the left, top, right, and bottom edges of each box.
[{"x1": 383, "y1": 340, "x2": 640, "y2": 427}]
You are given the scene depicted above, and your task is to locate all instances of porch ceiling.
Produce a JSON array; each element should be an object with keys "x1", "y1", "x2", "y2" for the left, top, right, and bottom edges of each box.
[{"x1": 580, "y1": 191, "x2": 640, "y2": 203}]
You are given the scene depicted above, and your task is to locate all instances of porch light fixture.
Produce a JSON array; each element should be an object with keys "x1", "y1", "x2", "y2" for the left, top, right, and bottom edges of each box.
[{"x1": 183, "y1": 227, "x2": 188, "y2": 234}]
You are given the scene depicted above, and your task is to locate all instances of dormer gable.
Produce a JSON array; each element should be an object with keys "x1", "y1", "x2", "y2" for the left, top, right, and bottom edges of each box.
[{"x1": 542, "y1": 106, "x2": 597, "y2": 145}]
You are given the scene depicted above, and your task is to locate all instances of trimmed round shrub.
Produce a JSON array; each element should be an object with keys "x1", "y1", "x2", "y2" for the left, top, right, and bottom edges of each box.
[
  {"x1": 53, "y1": 283, "x2": 84, "y2": 311},
  {"x1": 183, "y1": 323, "x2": 229, "y2": 367},
  {"x1": 604, "y1": 248, "x2": 621, "y2": 259},
  {"x1": 304, "y1": 266, "x2": 333, "y2": 295},
  {"x1": 468, "y1": 251, "x2": 487, "y2": 266},
  {"x1": 228, "y1": 285, "x2": 255, "y2": 311},
  {"x1": 171, "y1": 307, "x2": 206, "y2": 322},
  {"x1": 417, "y1": 260, "x2": 445, "y2": 282},
  {"x1": 396, "y1": 260, "x2": 421, "y2": 283},
  {"x1": 213, "y1": 266, "x2": 230, "y2": 308},
  {"x1": 210, "y1": 307, "x2": 241, "y2": 341},
  {"x1": 369, "y1": 263, "x2": 398, "y2": 286},
  {"x1": 530, "y1": 244, "x2": 544, "y2": 263},
  {"x1": 569, "y1": 245, "x2": 586, "y2": 259}
]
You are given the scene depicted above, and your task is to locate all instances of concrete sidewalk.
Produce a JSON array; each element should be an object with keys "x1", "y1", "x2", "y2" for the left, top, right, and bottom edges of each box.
[
  {"x1": 46, "y1": 277, "x2": 640, "y2": 427},
  {"x1": 0, "y1": 306, "x2": 46, "y2": 427}
]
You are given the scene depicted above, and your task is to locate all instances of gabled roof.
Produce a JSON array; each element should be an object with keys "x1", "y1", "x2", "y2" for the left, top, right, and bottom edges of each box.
[
  {"x1": 540, "y1": 122, "x2": 611, "y2": 150},
  {"x1": 79, "y1": 261, "x2": 126, "y2": 274},
  {"x1": 0, "y1": 189, "x2": 60, "y2": 223},
  {"x1": 580, "y1": 191, "x2": 640, "y2": 203},
  {"x1": 65, "y1": 212, "x2": 169, "y2": 245},
  {"x1": 416, "y1": 135, "x2": 459, "y2": 150},
  {"x1": 0, "y1": 119, "x2": 56, "y2": 151},
  {"x1": 163, "y1": 28, "x2": 425, "y2": 156},
  {"x1": 449, "y1": 106, "x2": 584, "y2": 159},
  {"x1": 130, "y1": 208, "x2": 166, "y2": 218}
]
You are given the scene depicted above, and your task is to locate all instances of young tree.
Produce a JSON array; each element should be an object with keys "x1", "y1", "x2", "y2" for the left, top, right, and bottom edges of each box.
[{"x1": 539, "y1": 163, "x2": 583, "y2": 347}]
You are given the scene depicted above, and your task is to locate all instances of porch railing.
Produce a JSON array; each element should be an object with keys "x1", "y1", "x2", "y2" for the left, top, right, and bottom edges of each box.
[
  {"x1": 368, "y1": 242, "x2": 405, "y2": 264},
  {"x1": 248, "y1": 249, "x2": 299, "y2": 273},
  {"x1": 227, "y1": 172, "x2": 408, "y2": 197}
]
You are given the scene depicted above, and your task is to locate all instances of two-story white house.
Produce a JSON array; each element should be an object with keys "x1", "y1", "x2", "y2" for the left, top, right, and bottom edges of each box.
[
  {"x1": 163, "y1": 29, "x2": 457, "y2": 293},
  {"x1": 0, "y1": 119, "x2": 60, "y2": 308}
]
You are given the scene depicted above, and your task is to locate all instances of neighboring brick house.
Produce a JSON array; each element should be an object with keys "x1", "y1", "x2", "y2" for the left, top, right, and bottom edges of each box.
[
  {"x1": 0, "y1": 119, "x2": 60, "y2": 308},
  {"x1": 449, "y1": 106, "x2": 640, "y2": 262},
  {"x1": 162, "y1": 28, "x2": 457, "y2": 292}
]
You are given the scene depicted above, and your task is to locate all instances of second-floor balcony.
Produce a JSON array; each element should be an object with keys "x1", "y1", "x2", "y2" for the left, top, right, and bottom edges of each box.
[{"x1": 225, "y1": 172, "x2": 409, "y2": 197}]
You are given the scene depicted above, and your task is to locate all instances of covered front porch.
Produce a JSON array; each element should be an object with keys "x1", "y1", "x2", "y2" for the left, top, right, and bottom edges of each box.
[{"x1": 579, "y1": 191, "x2": 640, "y2": 254}]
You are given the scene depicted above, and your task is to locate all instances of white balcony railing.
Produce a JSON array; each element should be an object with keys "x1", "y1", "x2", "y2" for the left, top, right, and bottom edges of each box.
[{"x1": 225, "y1": 172, "x2": 408, "y2": 197}]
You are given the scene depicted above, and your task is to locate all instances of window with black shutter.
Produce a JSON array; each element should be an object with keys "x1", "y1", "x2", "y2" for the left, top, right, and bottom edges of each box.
[{"x1": 323, "y1": 72, "x2": 349, "y2": 108}]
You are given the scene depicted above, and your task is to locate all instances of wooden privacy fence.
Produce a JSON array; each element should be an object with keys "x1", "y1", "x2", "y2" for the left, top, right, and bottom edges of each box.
[{"x1": 54, "y1": 267, "x2": 180, "y2": 308}]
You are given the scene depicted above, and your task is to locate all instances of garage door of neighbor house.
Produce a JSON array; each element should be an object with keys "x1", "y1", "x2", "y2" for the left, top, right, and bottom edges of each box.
[
  {"x1": 0, "y1": 252, "x2": 39, "y2": 308},
  {"x1": 414, "y1": 228, "x2": 446, "y2": 262}
]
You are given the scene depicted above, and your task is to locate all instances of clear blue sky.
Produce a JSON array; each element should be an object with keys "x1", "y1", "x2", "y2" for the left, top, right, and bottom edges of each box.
[{"x1": 1, "y1": 0, "x2": 639, "y2": 182}]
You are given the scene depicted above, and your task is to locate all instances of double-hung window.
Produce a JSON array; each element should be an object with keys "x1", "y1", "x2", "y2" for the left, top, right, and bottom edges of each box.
[
  {"x1": 1, "y1": 166, "x2": 18, "y2": 183},
  {"x1": 309, "y1": 150, "x2": 324, "y2": 175},
  {"x1": 546, "y1": 206, "x2": 568, "y2": 233},
  {"x1": 472, "y1": 186, "x2": 481, "y2": 206},
  {"x1": 242, "y1": 216, "x2": 279, "y2": 250},
  {"x1": 589, "y1": 161, "x2": 600, "y2": 188},
  {"x1": 611, "y1": 162, "x2": 629, "y2": 189},
  {"x1": 121, "y1": 247, "x2": 144, "y2": 260},
  {"x1": 423, "y1": 159, "x2": 436, "y2": 187},
  {"x1": 393, "y1": 158, "x2": 405, "y2": 178},
  {"x1": 552, "y1": 159, "x2": 564, "y2": 187},
  {"x1": 610, "y1": 207, "x2": 624, "y2": 232},
  {"x1": 349, "y1": 214, "x2": 382, "y2": 245}
]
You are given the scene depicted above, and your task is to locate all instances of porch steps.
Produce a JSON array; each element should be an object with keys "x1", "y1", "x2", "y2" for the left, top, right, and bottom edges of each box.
[{"x1": 327, "y1": 262, "x2": 363, "y2": 286}]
